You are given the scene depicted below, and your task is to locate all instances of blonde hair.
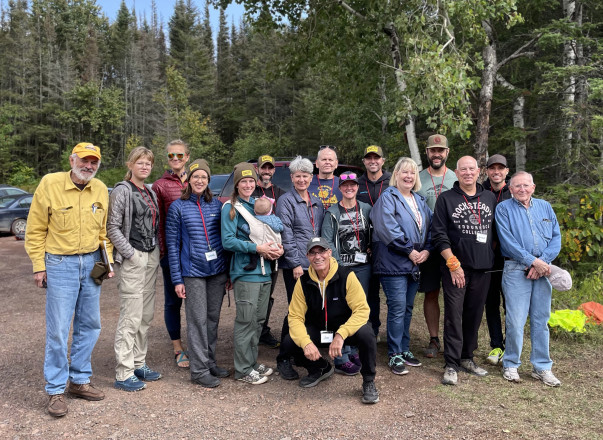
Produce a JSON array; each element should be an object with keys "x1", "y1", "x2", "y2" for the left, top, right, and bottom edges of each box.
[
  {"x1": 125, "y1": 147, "x2": 154, "y2": 181},
  {"x1": 389, "y1": 157, "x2": 421, "y2": 192},
  {"x1": 254, "y1": 197, "x2": 272, "y2": 215},
  {"x1": 165, "y1": 139, "x2": 190, "y2": 154}
]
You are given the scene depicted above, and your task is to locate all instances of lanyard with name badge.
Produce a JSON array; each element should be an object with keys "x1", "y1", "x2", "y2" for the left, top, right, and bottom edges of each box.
[
  {"x1": 319, "y1": 279, "x2": 333, "y2": 343},
  {"x1": 131, "y1": 180, "x2": 158, "y2": 246},
  {"x1": 342, "y1": 202, "x2": 367, "y2": 263},
  {"x1": 197, "y1": 198, "x2": 217, "y2": 261},
  {"x1": 462, "y1": 195, "x2": 487, "y2": 243}
]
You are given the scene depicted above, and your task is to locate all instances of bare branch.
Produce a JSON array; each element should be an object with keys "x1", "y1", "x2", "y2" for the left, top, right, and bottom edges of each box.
[
  {"x1": 336, "y1": 0, "x2": 366, "y2": 20},
  {"x1": 496, "y1": 74, "x2": 516, "y2": 90},
  {"x1": 497, "y1": 33, "x2": 541, "y2": 70}
]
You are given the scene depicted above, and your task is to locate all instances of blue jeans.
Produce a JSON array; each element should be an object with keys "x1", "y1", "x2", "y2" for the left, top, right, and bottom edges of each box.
[
  {"x1": 380, "y1": 275, "x2": 419, "y2": 356},
  {"x1": 502, "y1": 260, "x2": 553, "y2": 371},
  {"x1": 44, "y1": 251, "x2": 102, "y2": 395}
]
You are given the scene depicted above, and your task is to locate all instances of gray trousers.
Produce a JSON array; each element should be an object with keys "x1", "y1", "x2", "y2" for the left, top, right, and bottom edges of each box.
[{"x1": 183, "y1": 273, "x2": 227, "y2": 380}]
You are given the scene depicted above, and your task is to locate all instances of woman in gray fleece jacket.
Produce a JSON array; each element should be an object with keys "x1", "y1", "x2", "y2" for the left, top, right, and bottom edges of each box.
[{"x1": 107, "y1": 147, "x2": 161, "y2": 392}]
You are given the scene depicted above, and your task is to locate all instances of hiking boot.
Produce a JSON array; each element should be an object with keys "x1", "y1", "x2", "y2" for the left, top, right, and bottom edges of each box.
[
  {"x1": 192, "y1": 374, "x2": 220, "y2": 388},
  {"x1": 361, "y1": 380, "x2": 379, "y2": 404},
  {"x1": 334, "y1": 361, "x2": 361, "y2": 376},
  {"x1": 424, "y1": 338, "x2": 441, "y2": 358},
  {"x1": 47, "y1": 394, "x2": 68, "y2": 417},
  {"x1": 503, "y1": 367, "x2": 521, "y2": 383},
  {"x1": 277, "y1": 359, "x2": 299, "y2": 380},
  {"x1": 210, "y1": 366, "x2": 230, "y2": 378},
  {"x1": 237, "y1": 369, "x2": 268, "y2": 385},
  {"x1": 442, "y1": 367, "x2": 458, "y2": 385},
  {"x1": 256, "y1": 364, "x2": 274, "y2": 377},
  {"x1": 349, "y1": 353, "x2": 362, "y2": 367},
  {"x1": 259, "y1": 332, "x2": 280, "y2": 348},
  {"x1": 402, "y1": 351, "x2": 422, "y2": 367},
  {"x1": 67, "y1": 382, "x2": 105, "y2": 401},
  {"x1": 531, "y1": 369, "x2": 561, "y2": 387},
  {"x1": 114, "y1": 375, "x2": 146, "y2": 392},
  {"x1": 134, "y1": 364, "x2": 162, "y2": 381},
  {"x1": 299, "y1": 361, "x2": 334, "y2": 388},
  {"x1": 460, "y1": 359, "x2": 488, "y2": 376},
  {"x1": 388, "y1": 353, "x2": 409, "y2": 375},
  {"x1": 486, "y1": 347, "x2": 504, "y2": 365}
]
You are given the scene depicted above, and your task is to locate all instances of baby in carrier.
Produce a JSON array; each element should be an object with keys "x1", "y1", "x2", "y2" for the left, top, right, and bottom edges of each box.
[{"x1": 239, "y1": 197, "x2": 283, "y2": 274}]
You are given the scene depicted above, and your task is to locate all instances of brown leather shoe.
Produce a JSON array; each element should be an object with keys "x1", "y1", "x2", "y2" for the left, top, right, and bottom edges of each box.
[
  {"x1": 67, "y1": 382, "x2": 105, "y2": 401},
  {"x1": 47, "y1": 394, "x2": 68, "y2": 417}
]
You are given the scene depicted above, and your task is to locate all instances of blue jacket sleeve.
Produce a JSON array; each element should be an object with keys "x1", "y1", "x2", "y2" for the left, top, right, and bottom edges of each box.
[
  {"x1": 541, "y1": 203, "x2": 562, "y2": 264},
  {"x1": 166, "y1": 201, "x2": 184, "y2": 286},
  {"x1": 276, "y1": 195, "x2": 302, "y2": 268}
]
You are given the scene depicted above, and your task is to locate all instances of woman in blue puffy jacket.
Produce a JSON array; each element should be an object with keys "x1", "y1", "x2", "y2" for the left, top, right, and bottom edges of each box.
[
  {"x1": 166, "y1": 159, "x2": 228, "y2": 388},
  {"x1": 371, "y1": 157, "x2": 432, "y2": 376}
]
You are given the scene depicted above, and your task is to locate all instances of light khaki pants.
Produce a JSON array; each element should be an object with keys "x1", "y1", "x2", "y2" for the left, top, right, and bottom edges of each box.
[{"x1": 114, "y1": 248, "x2": 160, "y2": 381}]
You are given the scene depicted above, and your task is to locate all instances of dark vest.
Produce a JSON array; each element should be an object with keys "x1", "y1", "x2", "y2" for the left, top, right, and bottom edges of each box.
[{"x1": 299, "y1": 266, "x2": 353, "y2": 332}]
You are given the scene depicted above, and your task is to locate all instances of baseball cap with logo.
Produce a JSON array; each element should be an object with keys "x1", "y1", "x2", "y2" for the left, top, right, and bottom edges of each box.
[
  {"x1": 486, "y1": 154, "x2": 508, "y2": 168},
  {"x1": 233, "y1": 162, "x2": 258, "y2": 187},
  {"x1": 257, "y1": 155, "x2": 275, "y2": 169},
  {"x1": 306, "y1": 236, "x2": 331, "y2": 254},
  {"x1": 363, "y1": 145, "x2": 384, "y2": 157},
  {"x1": 426, "y1": 134, "x2": 448, "y2": 149},
  {"x1": 72, "y1": 142, "x2": 101, "y2": 160}
]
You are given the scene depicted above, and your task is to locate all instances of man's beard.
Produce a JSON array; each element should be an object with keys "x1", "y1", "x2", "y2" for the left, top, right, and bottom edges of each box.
[
  {"x1": 72, "y1": 165, "x2": 98, "y2": 183},
  {"x1": 428, "y1": 156, "x2": 447, "y2": 170}
]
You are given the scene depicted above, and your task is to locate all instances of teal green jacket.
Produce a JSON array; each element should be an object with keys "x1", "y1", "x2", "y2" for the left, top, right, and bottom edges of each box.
[{"x1": 221, "y1": 197, "x2": 272, "y2": 283}]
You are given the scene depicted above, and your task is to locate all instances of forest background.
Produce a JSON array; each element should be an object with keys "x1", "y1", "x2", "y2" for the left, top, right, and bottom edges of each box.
[{"x1": 0, "y1": 0, "x2": 601, "y2": 294}]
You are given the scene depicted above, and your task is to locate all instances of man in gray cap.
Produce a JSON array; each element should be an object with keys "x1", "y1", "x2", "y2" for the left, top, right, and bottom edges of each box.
[
  {"x1": 278, "y1": 237, "x2": 379, "y2": 404},
  {"x1": 483, "y1": 154, "x2": 511, "y2": 365},
  {"x1": 496, "y1": 171, "x2": 562, "y2": 386},
  {"x1": 416, "y1": 134, "x2": 457, "y2": 359}
]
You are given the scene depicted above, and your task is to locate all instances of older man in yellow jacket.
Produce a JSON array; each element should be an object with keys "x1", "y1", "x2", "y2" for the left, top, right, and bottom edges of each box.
[
  {"x1": 276, "y1": 237, "x2": 379, "y2": 404},
  {"x1": 25, "y1": 143, "x2": 114, "y2": 418}
]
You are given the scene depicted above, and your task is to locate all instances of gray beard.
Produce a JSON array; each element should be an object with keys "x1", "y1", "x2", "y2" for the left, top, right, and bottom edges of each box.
[{"x1": 71, "y1": 166, "x2": 97, "y2": 183}]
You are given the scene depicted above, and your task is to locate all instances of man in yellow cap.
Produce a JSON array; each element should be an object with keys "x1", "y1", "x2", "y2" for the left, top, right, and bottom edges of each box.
[{"x1": 25, "y1": 142, "x2": 114, "y2": 417}]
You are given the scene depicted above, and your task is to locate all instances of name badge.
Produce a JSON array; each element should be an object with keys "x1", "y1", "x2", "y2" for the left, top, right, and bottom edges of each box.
[
  {"x1": 205, "y1": 250, "x2": 217, "y2": 261},
  {"x1": 320, "y1": 331, "x2": 333, "y2": 343},
  {"x1": 476, "y1": 232, "x2": 487, "y2": 243},
  {"x1": 354, "y1": 252, "x2": 368, "y2": 263}
]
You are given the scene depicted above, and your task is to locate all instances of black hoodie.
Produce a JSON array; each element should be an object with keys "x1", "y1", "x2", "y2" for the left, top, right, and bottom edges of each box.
[
  {"x1": 432, "y1": 181, "x2": 497, "y2": 270},
  {"x1": 482, "y1": 178, "x2": 511, "y2": 205},
  {"x1": 357, "y1": 171, "x2": 392, "y2": 206}
]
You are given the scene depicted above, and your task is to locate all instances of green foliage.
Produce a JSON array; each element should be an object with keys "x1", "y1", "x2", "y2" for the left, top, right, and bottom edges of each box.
[
  {"x1": 549, "y1": 184, "x2": 603, "y2": 274},
  {"x1": 231, "y1": 118, "x2": 290, "y2": 164},
  {"x1": 8, "y1": 161, "x2": 38, "y2": 189}
]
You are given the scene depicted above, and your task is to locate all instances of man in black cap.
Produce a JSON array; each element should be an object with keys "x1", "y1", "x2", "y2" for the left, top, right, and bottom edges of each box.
[
  {"x1": 252, "y1": 154, "x2": 286, "y2": 348},
  {"x1": 278, "y1": 237, "x2": 379, "y2": 404},
  {"x1": 357, "y1": 145, "x2": 391, "y2": 338},
  {"x1": 483, "y1": 154, "x2": 511, "y2": 365}
]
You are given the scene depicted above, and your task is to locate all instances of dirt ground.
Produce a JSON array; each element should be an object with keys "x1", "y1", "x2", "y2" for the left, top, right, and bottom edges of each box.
[{"x1": 0, "y1": 236, "x2": 599, "y2": 440}]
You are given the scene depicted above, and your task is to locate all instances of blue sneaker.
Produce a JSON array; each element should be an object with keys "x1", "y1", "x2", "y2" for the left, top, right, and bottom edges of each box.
[
  {"x1": 114, "y1": 375, "x2": 146, "y2": 392},
  {"x1": 134, "y1": 364, "x2": 162, "y2": 381}
]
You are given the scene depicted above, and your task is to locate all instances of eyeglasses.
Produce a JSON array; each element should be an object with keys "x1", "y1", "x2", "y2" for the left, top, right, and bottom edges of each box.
[
  {"x1": 190, "y1": 174, "x2": 208, "y2": 181},
  {"x1": 167, "y1": 153, "x2": 185, "y2": 160},
  {"x1": 340, "y1": 173, "x2": 357, "y2": 181},
  {"x1": 308, "y1": 248, "x2": 329, "y2": 257},
  {"x1": 319, "y1": 145, "x2": 337, "y2": 151},
  {"x1": 134, "y1": 161, "x2": 152, "y2": 168}
]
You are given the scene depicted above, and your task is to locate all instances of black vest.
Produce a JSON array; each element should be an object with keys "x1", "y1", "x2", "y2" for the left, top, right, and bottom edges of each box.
[{"x1": 299, "y1": 266, "x2": 353, "y2": 332}]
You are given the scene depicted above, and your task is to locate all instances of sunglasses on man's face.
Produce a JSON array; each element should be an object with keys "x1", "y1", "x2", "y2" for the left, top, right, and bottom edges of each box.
[
  {"x1": 319, "y1": 145, "x2": 337, "y2": 151},
  {"x1": 340, "y1": 173, "x2": 357, "y2": 181},
  {"x1": 167, "y1": 153, "x2": 185, "y2": 160}
]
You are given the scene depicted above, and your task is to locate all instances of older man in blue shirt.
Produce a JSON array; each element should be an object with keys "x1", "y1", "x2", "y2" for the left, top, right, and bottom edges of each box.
[{"x1": 495, "y1": 171, "x2": 562, "y2": 387}]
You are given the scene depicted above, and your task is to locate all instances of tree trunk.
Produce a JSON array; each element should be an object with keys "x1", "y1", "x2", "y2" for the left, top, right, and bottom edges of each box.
[
  {"x1": 496, "y1": 74, "x2": 527, "y2": 171},
  {"x1": 475, "y1": 21, "x2": 497, "y2": 181},
  {"x1": 562, "y1": 0, "x2": 576, "y2": 165},
  {"x1": 383, "y1": 22, "x2": 421, "y2": 168}
]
